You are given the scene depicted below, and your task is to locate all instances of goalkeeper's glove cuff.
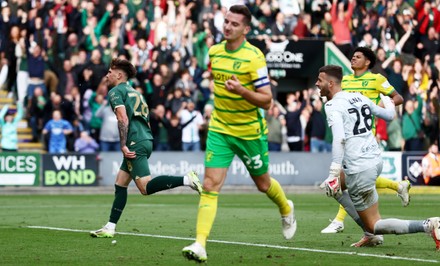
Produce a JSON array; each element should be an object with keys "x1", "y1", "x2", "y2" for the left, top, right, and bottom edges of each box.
[{"x1": 329, "y1": 162, "x2": 342, "y2": 177}]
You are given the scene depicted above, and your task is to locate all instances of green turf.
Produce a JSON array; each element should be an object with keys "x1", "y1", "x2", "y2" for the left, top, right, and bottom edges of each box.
[{"x1": 0, "y1": 193, "x2": 438, "y2": 265}]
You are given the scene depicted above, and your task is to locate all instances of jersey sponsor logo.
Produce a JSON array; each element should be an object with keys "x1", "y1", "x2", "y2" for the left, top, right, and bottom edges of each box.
[
  {"x1": 233, "y1": 61, "x2": 242, "y2": 70},
  {"x1": 346, "y1": 90, "x2": 366, "y2": 96},
  {"x1": 214, "y1": 73, "x2": 232, "y2": 82}
]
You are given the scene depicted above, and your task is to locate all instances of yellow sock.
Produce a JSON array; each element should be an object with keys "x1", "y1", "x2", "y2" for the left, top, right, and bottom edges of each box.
[
  {"x1": 266, "y1": 178, "x2": 290, "y2": 216},
  {"x1": 195, "y1": 191, "x2": 219, "y2": 247},
  {"x1": 334, "y1": 205, "x2": 347, "y2": 222},
  {"x1": 375, "y1": 176, "x2": 399, "y2": 191}
]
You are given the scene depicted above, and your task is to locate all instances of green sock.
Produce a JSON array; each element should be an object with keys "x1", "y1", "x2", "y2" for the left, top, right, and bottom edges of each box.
[
  {"x1": 146, "y1": 175, "x2": 184, "y2": 195},
  {"x1": 109, "y1": 184, "x2": 127, "y2": 224}
]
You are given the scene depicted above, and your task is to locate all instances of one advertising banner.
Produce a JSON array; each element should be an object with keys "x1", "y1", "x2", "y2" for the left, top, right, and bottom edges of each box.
[
  {"x1": 249, "y1": 39, "x2": 325, "y2": 79},
  {"x1": 381, "y1": 152, "x2": 402, "y2": 182},
  {"x1": 401, "y1": 152, "x2": 426, "y2": 185},
  {"x1": 0, "y1": 153, "x2": 40, "y2": 186},
  {"x1": 42, "y1": 154, "x2": 99, "y2": 186},
  {"x1": 99, "y1": 152, "x2": 332, "y2": 186}
]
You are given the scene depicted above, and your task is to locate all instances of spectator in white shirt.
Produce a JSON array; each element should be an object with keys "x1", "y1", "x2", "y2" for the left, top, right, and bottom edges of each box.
[{"x1": 180, "y1": 100, "x2": 204, "y2": 151}]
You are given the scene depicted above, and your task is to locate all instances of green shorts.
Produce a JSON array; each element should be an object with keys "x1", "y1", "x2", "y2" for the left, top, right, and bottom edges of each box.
[
  {"x1": 205, "y1": 131, "x2": 269, "y2": 176},
  {"x1": 120, "y1": 140, "x2": 153, "y2": 179}
]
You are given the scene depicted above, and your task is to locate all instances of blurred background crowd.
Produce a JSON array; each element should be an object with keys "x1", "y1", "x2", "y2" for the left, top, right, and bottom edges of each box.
[{"x1": 0, "y1": 0, "x2": 439, "y2": 153}]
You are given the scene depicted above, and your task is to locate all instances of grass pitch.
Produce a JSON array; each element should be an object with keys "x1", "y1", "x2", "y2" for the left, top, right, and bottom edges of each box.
[{"x1": 0, "y1": 192, "x2": 439, "y2": 265}]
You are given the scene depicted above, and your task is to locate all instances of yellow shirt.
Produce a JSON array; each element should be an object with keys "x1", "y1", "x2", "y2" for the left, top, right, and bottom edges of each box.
[
  {"x1": 342, "y1": 71, "x2": 396, "y2": 134},
  {"x1": 342, "y1": 71, "x2": 395, "y2": 103},
  {"x1": 208, "y1": 40, "x2": 269, "y2": 140}
]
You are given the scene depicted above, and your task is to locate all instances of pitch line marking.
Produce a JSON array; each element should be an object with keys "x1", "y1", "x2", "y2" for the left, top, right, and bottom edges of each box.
[{"x1": 27, "y1": 226, "x2": 438, "y2": 264}]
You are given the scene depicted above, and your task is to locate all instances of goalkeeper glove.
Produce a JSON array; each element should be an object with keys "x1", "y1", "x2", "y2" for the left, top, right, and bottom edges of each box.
[{"x1": 320, "y1": 163, "x2": 342, "y2": 198}]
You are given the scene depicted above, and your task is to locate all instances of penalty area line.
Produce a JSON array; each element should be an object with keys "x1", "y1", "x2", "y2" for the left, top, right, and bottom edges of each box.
[{"x1": 27, "y1": 225, "x2": 438, "y2": 264}]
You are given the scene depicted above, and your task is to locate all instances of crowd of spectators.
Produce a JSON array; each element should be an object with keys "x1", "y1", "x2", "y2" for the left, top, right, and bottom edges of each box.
[{"x1": 0, "y1": 0, "x2": 439, "y2": 153}]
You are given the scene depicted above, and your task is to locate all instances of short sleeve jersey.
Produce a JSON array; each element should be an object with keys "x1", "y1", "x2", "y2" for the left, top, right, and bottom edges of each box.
[
  {"x1": 325, "y1": 91, "x2": 382, "y2": 174},
  {"x1": 208, "y1": 40, "x2": 270, "y2": 140},
  {"x1": 341, "y1": 72, "x2": 395, "y2": 103},
  {"x1": 108, "y1": 82, "x2": 153, "y2": 145},
  {"x1": 342, "y1": 71, "x2": 395, "y2": 134}
]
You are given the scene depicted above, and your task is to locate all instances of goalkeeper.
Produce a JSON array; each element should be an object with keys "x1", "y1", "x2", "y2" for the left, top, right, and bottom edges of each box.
[
  {"x1": 317, "y1": 64, "x2": 440, "y2": 251},
  {"x1": 320, "y1": 47, "x2": 411, "y2": 247}
]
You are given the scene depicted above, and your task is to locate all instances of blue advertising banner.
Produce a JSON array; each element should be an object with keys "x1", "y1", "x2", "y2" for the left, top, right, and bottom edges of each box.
[
  {"x1": 98, "y1": 152, "x2": 332, "y2": 186},
  {"x1": 401, "y1": 152, "x2": 426, "y2": 185}
]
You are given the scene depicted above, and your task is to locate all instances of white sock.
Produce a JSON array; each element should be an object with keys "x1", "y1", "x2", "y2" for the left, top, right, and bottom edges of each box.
[
  {"x1": 423, "y1": 219, "x2": 431, "y2": 233},
  {"x1": 105, "y1": 222, "x2": 116, "y2": 230},
  {"x1": 374, "y1": 219, "x2": 425, "y2": 234},
  {"x1": 183, "y1": 175, "x2": 190, "y2": 186}
]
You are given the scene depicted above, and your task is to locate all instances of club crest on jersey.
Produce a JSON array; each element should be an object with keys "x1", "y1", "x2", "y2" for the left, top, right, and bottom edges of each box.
[
  {"x1": 233, "y1": 61, "x2": 241, "y2": 70},
  {"x1": 362, "y1": 81, "x2": 369, "y2": 87}
]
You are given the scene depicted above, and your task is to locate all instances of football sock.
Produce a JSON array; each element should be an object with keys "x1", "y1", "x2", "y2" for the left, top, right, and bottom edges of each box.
[
  {"x1": 374, "y1": 219, "x2": 424, "y2": 234},
  {"x1": 375, "y1": 176, "x2": 399, "y2": 191},
  {"x1": 266, "y1": 178, "x2": 290, "y2": 216},
  {"x1": 105, "y1": 222, "x2": 116, "y2": 230},
  {"x1": 196, "y1": 191, "x2": 219, "y2": 247},
  {"x1": 183, "y1": 175, "x2": 190, "y2": 186},
  {"x1": 109, "y1": 184, "x2": 128, "y2": 224},
  {"x1": 334, "y1": 204, "x2": 348, "y2": 222},
  {"x1": 146, "y1": 175, "x2": 184, "y2": 195},
  {"x1": 335, "y1": 191, "x2": 365, "y2": 229}
]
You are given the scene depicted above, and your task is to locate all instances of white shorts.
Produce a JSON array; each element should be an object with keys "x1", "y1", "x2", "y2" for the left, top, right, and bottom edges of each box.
[{"x1": 344, "y1": 161, "x2": 383, "y2": 211}]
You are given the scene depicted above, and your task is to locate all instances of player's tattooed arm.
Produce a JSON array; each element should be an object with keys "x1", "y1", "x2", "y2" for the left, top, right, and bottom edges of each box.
[
  {"x1": 114, "y1": 106, "x2": 130, "y2": 150},
  {"x1": 118, "y1": 120, "x2": 128, "y2": 148}
]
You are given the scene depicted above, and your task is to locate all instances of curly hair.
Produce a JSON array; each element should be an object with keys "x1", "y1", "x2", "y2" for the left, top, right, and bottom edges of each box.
[
  {"x1": 353, "y1": 47, "x2": 376, "y2": 69},
  {"x1": 110, "y1": 58, "x2": 137, "y2": 79}
]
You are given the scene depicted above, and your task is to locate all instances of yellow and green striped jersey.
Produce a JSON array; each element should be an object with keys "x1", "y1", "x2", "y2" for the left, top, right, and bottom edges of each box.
[
  {"x1": 342, "y1": 71, "x2": 395, "y2": 135},
  {"x1": 341, "y1": 71, "x2": 395, "y2": 104},
  {"x1": 208, "y1": 40, "x2": 270, "y2": 140}
]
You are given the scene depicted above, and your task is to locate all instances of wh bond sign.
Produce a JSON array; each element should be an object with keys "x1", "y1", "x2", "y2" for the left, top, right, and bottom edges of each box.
[{"x1": 42, "y1": 154, "x2": 99, "y2": 186}]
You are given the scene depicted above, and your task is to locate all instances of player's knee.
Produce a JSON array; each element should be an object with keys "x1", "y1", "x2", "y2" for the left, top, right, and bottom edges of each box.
[{"x1": 256, "y1": 183, "x2": 269, "y2": 193}]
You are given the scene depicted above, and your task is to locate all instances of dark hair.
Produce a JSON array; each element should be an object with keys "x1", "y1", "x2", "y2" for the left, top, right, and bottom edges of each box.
[
  {"x1": 110, "y1": 58, "x2": 137, "y2": 79},
  {"x1": 319, "y1": 65, "x2": 343, "y2": 83},
  {"x1": 229, "y1": 5, "x2": 252, "y2": 26},
  {"x1": 353, "y1": 47, "x2": 376, "y2": 69}
]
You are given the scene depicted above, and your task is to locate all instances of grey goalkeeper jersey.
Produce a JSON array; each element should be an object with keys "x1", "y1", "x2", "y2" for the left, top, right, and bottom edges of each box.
[{"x1": 325, "y1": 91, "x2": 395, "y2": 174}]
